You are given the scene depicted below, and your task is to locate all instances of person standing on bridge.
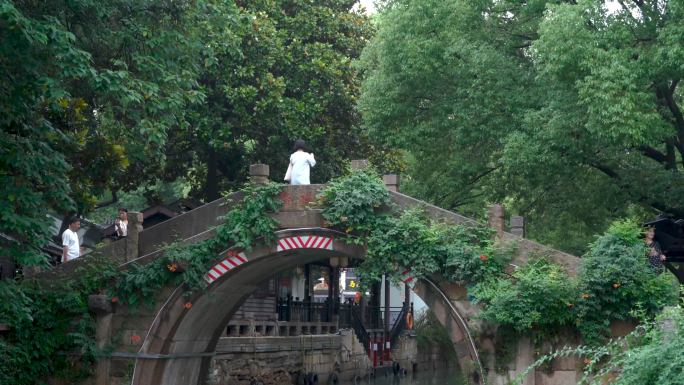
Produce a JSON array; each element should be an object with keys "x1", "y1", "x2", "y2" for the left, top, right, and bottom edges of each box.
[
  {"x1": 62, "y1": 217, "x2": 81, "y2": 263},
  {"x1": 284, "y1": 139, "x2": 316, "y2": 185},
  {"x1": 645, "y1": 227, "x2": 666, "y2": 273},
  {"x1": 114, "y1": 207, "x2": 128, "y2": 238}
]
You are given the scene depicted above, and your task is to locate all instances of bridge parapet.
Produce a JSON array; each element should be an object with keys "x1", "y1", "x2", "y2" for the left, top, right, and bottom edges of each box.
[
  {"x1": 389, "y1": 191, "x2": 580, "y2": 276},
  {"x1": 138, "y1": 192, "x2": 244, "y2": 256}
]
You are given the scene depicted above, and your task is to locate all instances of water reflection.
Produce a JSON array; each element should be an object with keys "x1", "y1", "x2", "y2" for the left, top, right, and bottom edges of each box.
[{"x1": 341, "y1": 369, "x2": 464, "y2": 385}]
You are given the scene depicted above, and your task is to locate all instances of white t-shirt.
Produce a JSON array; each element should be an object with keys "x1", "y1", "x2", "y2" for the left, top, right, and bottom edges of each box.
[
  {"x1": 289, "y1": 151, "x2": 316, "y2": 185},
  {"x1": 62, "y1": 228, "x2": 80, "y2": 262},
  {"x1": 116, "y1": 219, "x2": 128, "y2": 237}
]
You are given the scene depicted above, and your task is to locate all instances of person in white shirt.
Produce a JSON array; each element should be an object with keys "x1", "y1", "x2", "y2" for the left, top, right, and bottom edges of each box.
[
  {"x1": 285, "y1": 139, "x2": 316, "y2": 185},
  {"x1": 62, "y1": 217, "x2": 81, "y2": 263},
  {"x1": 115, "y1": 207, "x2": 128, "y2": 238}
]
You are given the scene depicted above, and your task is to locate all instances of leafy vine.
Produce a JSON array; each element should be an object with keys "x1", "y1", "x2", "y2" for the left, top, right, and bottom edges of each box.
[
  {"x1": 0, "y1": 182, "x2": 283, "y2": 384},
  {"x1": 317, "y1": 168, "x2": 506, "y2": 286}
]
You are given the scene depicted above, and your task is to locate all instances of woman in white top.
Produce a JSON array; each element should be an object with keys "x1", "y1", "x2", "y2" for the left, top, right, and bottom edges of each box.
[{"x1": 285, "y1": 139, "x2": 316, "y2": 185}]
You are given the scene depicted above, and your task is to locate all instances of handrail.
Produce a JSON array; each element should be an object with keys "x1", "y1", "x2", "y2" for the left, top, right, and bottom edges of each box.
[
  {"x1": 349, "y1": 305, "x2": 371, "y2": 355},
  {"x1": 389, "y1": 303, "x2": 409, "y2": 344}
]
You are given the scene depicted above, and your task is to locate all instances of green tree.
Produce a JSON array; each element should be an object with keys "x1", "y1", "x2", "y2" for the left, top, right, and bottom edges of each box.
[
  {"x1": 166, "y1": 0, "x2": 375, "y2": 200},
  {"x1": 1, "y1": 0, "x2": 236, "y2": 264},
  {"x1": 359, "y1": 0, "x2": 684, "y2": 254},
  {"x1": 1, "y1": 1, "x2": 99, "y2": 264}
]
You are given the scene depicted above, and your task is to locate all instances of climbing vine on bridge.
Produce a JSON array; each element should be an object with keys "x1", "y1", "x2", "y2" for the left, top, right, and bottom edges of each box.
[
  {"x1": 319, "y1": 170, "x2": 679, "y2": 354},
  {"x1": 0, "y1": 182, "x2": 283, "y2": 385},
  {"x1": 472, "y1": 219, "x2": 679, "y2": 376},
  {"x1": 112, "y1": 181, "x2": 283, "y2": 306},
  {"x1": 0, "y1": 255, "x2": 118, "y2": 385},
  {"x1": 317, "y1": 168, "x2": 511, "y2": 286}
]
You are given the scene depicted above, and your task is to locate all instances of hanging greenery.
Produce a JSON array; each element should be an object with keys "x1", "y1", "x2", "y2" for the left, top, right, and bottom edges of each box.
[
  {"x1": 0, "y1": 182, "x2": 283, "y2": 384},
  {"x1": 318, "y1": 170, "x2": 680, "y2": 355},
  {"x1": 513, "y1": 305, "x2": 684, "y2": 385},
  {"x1": 111, "y1": 182, "x2": 283, "y2": 306},
  {"x1": 1, "y1": 170, "x2": 680, "y2": 385},
  {"x1": 317, "y1": 168, "x2": 508, "y2": 286}
]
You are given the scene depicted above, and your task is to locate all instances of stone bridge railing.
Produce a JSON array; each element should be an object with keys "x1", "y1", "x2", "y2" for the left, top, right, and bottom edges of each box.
[{"x1": 30, "y1": 162, "x2": 580, "y2": 284}]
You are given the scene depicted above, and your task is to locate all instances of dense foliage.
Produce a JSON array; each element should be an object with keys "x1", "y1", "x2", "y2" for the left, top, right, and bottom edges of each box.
[
  {"x1": 360, "y1": 0, "x2": 684, "y2": 254},
  {"x1": 0, "y1": 254, "x2": 117, "y2": 384},
  {"x1": 473, "y1": 217, "x2": 678, "y2": 345},
  {"x1": 1, "y1": 0, "x2": 374, "y2": 266},
  {"x1": 584, "y1": 306, "x2": 684, "y2": 385},
  {"x1": 0, "y1": 182, "x2": 282, "y2": 384},
  {"x1": 317, "y1": 169, "x2": 507, "y2": 285},
  {"x1": 517, "y1": 306, "x2": 684, "y2": 385},
  {"x1": 575, "y1": 219, "x2": 678, "y2": 344},
  {"x1": 473, "y1": 259, "x2": 576, "y2": 333},
  {"x1": 0, "y1": 284, "x2": 97, "y2": 385}
]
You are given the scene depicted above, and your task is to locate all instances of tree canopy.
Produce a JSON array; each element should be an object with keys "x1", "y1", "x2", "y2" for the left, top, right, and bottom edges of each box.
[
  {"x1": 359, "y1": 0, "x2": 684, "y2": 253},
  {"x1": 1, "y1": 0, "x2": 373, "y2": 265}
]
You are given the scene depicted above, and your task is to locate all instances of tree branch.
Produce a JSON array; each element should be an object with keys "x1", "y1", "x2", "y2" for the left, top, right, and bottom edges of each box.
[
  {"x1": 663, "y1": 80, "x2": 684, "y2": 166},
  {"x1": 465, "y1": 166, "x2": 500, "y2": 187},
  {"x1": 639, "y1": 145, "x2": 668, "y2": 164},
  {"x1": 588, "y1": 161, "x2": 621, "y2": 180}
]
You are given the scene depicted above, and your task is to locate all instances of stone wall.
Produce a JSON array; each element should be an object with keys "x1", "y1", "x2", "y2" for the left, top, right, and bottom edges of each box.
[
  {"x1": 205, "y1": 329, "x2": 459, "y2": 385},
  {"x1": 337, "y1": 328, "x2": 374, "y2": 382},
  {"x1": 417, "y1": 344, "x2": 459, "y2": 372},
  {"x1": 478, "y1": 329, "x2": 582, "y2": 385},
  {"x1": 389, "y1": 191, "x2": 581, "y2": 277},
  {"x1": 206, "y1": 332, "x2": 372, "y2": 385},
  {"x1": 391, "y1": 333, "x2": 417, "y2": 372}
]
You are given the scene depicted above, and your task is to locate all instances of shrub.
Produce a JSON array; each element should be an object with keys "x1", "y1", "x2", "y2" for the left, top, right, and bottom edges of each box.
[
  {"x1": 472, "y1": 258, "x2": 576, "y2": 333},
  {"x1": 575, "y1": 224, "x2": 678, "y2": 344}
]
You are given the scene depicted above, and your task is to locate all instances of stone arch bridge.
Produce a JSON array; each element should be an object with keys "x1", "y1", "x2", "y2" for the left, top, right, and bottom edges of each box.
[{"x1": 34, "y1": 166, "x2": 581, "y2": 385}]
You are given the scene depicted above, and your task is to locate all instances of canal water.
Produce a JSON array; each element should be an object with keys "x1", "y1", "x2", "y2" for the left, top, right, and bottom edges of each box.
[{"x1": 341, "y1": 369, "x2": 465, "y2": 385}]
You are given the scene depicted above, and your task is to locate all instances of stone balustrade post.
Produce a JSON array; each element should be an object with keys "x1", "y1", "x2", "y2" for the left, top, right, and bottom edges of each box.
[
  {"x1": 89, "y1": 295, "x2": 114, "y2": 385},
  {"x1": 249, "y1": 163, "x2": 270, "y2": 184},
  {"x1": 487, "y1": 204, "x2": 505, "y2": 242},
  {"x1": 127, "y1": 211, "x2": 143, "y2": 262},
  {"x1": 383, "y1": 174, "x2": 400, "y2": 192},
  {"x1": 510, "y1": 215, "x2": 525, "y2": 237}
]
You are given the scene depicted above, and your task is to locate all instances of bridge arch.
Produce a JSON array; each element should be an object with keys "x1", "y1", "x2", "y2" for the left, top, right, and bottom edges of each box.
[{"x1": 131, "y1": 227, "x2": 482, "y2": 385}]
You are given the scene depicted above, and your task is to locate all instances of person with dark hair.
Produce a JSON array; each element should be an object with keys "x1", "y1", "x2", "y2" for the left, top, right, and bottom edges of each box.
[
  {"x1": 62, "y1": 217, "x2": 81, "y2": 263},
  {"x1": 115, "y1": 207, "x2": 128, "y2": 238},
  {"x1": 284, "y1": 139, "x2": 316, "y2": 185},
  {"x1": 645, "y1": 227, "x2": 666, "y2": 273}
]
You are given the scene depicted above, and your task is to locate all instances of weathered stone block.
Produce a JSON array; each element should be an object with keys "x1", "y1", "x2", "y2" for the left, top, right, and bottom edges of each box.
[
  {"x1": 249, "y1": 164, "x2": 270, "y2": 184},
  {"x1": 383, "y1": 174, "x2": 400, "y2": 192},
  {"x1": 488, "y1": 204, "x2": 505, "y2": 240},
  {"x1": 271, "y1": 210, "x2": 324, "y2": 228}
]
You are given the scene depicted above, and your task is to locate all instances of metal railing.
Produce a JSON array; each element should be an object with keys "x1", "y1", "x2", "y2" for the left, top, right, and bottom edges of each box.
[{"x1": 276, "y1": 297, "x2": 333, "y2": 322}]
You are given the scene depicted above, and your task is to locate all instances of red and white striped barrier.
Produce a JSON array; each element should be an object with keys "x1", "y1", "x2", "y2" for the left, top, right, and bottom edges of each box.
[
  {"x1": 401, "y1": 269, "x2": 415, "y2": 288},
  {"x1": 205, "y1": 251, "x2": 248, "y2": 284},
  {"x1": 276, "y1": 235, "x2": 333, "y2": 252}
]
